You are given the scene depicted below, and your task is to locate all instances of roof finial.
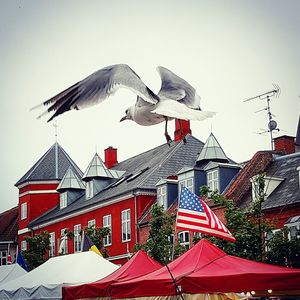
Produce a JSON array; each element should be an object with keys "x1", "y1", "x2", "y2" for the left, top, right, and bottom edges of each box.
[{"x1": 53, "y1": 120, "x2": 58, "y2": 143}]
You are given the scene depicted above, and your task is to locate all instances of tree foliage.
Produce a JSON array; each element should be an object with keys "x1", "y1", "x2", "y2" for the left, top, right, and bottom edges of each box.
[
  {"x1": 84, "y1": 225, "x2": 110, "y2": 257},
  {"x1": 199, "y1": 174, "x2": 300, "y2": 267},
  {"x1": 22, "y1": 231, "x2": 50, "y2": 270},
  {"x1": 134, "y1": 203, "x2": 176, "y2": 264}
]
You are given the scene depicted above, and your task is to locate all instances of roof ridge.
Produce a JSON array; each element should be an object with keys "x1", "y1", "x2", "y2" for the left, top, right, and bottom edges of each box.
[
  {"x1": 58, "y1": 143, "x2": 83, "y2": 176},
  {"x1": 20, "y1": 143, "x2": 56, "y2": 184}
]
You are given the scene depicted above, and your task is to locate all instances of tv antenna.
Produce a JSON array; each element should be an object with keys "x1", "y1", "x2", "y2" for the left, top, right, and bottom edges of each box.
[{"x1": 244, "y1": 84, "x2": 281, "y2": 150}]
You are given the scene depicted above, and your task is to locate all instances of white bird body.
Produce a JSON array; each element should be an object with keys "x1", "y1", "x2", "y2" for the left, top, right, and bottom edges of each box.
[{"x1": 32, "y1": 64, "x2": 215, "y2": 143}]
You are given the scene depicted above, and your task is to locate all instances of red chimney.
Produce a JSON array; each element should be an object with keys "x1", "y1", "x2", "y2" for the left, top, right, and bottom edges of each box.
[
  {"x1": 274, "y1": 135, "x2": 295, "y2": 155},
  {"x1": 104, "y1": 146, "x2": 118, "y2": 168},
  {"x1": 174, "y1": 119, "x2": 192, "y2": 142}
]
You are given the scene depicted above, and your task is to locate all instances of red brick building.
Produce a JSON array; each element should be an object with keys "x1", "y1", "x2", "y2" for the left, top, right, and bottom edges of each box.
[{"x1": 15, "y1": 121, "x2": 241, "y2": 264}]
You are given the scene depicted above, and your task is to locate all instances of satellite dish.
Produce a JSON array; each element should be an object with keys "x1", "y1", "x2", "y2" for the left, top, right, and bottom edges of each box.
[{"x1": 268, "y1": 120, "x2": 277, "y2": 131}]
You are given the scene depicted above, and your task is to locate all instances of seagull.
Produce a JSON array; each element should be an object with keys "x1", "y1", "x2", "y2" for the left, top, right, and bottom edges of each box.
[{"x1": 32, "y1": 64, "x2": 215, "y2": 144}]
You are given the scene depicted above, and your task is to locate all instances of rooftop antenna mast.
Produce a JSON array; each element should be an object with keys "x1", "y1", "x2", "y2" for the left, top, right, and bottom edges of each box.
[{"x1": 244, "y1": 84, "x2": 281, "y2": 150}]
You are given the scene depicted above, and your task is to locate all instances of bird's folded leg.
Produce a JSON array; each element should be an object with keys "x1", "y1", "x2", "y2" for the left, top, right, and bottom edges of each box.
[{"x1": 164, "y1": 117, "x2": 172, "y2": 146}]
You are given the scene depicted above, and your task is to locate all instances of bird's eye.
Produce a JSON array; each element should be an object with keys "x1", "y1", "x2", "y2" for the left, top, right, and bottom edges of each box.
[{"x1": 125, "y1": 110, "x2": 128, "y2": 114}]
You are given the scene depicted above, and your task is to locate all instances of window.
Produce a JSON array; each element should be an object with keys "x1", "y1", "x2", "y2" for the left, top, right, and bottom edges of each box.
[
  {"x1": 178, "y1": 231, "x2": 190, "y2": 250},
  {"x1": 0, "y1": 251, "x2": 8, "y2": 266},
  {"x1": 179, "y1": 178, "x2": 194, "y2": 194},
  {"x1": 74, "y1": 224, "x2": 81, "y2": 253},
  {"x1": 103, "y1": 215, "x2": 112, "y2": 246},
  {"x1": 86, "y1": 181, "x2": 94, "y2": 199},
  {"x1": 49, "y1": 232, "x2": 55, "y2": 257},
  {"x1": 60, "y1": 192, "x2": 67, "y2": 209},
  {"x1": 88, "y1": 219, "x2": 96, "y2": 228},
  {"x1": 265, "y1": 229, "x2": 282, "y2": 252},
  {"x1": 121, "y1": 209, "x2": 131, "y2": 242},
  {"x1": 21, "y1": 240, "x2": 27, "y2": 251},
  {"x1": 207, "y1": 169, "x2": 219, "y2": 192},
  {"x1": 21, "y1": 202, "x2": 27, "y2": 220},
  {"x1": 59, "y1": 228, "x2": 68, "y2": 255},
  {"x1": 157, "y1": 185, "x2": 167, "y2": 209}
]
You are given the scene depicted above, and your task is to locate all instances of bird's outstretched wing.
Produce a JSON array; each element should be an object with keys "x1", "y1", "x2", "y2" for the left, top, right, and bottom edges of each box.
[
  {"x1": 32, "y1": 64, "x2": 159, "y2": 122},
  {"x1": 156, "y1": 66, "x2": 201, "y2": 109}
]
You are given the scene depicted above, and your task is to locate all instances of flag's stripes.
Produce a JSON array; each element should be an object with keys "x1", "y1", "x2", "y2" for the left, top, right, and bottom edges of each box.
[{"x1": 176, "y1": 187, "x2": 236, "y2": 243}]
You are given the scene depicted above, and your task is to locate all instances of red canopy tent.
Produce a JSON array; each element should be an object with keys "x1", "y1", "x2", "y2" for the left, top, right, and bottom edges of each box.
[
  {"x1": 111, "y1": 239, "x2": 300, "y2": 299},
  {"x1": 62, "y1": 250, "x2": 161, "y2": 300}
]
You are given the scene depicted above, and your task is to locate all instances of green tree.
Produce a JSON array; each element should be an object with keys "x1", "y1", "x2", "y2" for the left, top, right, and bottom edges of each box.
[
  {"x1": 84, "y1": 225, "x2": 110, "y2": 257},
  {"x1": 198, "y1": 175, "x2": 274, "y2": 262},
  {"x1": 134, "y1": 203, "x2": 176, "y2": 264},
  {"x1": 266, "y1": 227, "x2": 300, "y2": 268},
  {"x1": 22, "y1": 231, "x2": 50, "y2": 270}
]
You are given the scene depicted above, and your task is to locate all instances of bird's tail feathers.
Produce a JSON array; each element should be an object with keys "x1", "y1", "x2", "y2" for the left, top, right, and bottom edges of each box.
[{"x1": 152, "y1": 100, "x2": 216, "y2": 121}]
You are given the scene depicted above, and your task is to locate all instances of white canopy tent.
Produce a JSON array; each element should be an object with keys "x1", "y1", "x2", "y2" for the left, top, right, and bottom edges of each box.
[
  {"x1": 0, "y1": 251, "x2": 119, "y2": 300},
  {"x1": 0, "y1": 264, "x2": 27, "y2": 285}
]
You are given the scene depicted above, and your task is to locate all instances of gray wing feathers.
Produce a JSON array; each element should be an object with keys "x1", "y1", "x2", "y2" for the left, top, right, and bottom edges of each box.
[
  {"x1": 33, "y1": 64, "x2": 158, "y2": 122},
  {"x1": 157, "y1": 66, "x2": 201, "y2": 109}
]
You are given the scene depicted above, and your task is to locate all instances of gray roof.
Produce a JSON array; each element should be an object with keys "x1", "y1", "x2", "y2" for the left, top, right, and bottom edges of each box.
[
  {"x1": 57, "y1": 167, "x2": 86, "y2": 191},
  {"x1": 196, "y1": 132, "x2": 229, "y2": 163},
  {"x1": 15, "y1": 143, "x2": 83, "y2": 186},
  {"x1": 262, "y1": 152, "x2": 300, "y2": 210},
  {"x1": 30, "y1": 134, "x2": 204, "y2": 227},
  {"x1": 82, "y1": 153, "x2": 115, "y2": 180}
]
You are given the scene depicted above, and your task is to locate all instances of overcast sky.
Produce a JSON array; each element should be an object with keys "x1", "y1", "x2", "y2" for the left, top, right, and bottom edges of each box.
[{"x1": 0, "y1": 0, "x2": 299, "y2": 213}]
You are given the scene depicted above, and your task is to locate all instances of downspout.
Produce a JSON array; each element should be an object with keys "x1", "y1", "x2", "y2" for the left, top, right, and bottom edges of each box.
[{"x1": 134, "y1": 192, "x2": 139, "y2": 244}]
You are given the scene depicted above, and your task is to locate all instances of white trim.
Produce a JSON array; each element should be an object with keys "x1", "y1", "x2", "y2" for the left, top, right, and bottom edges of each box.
[
  {"x1": 31, "y1": 192, "x2": 136, "y2": 230},
  {"x1": 19, "y1": 190, "x2": 59, "y2": 198},
  {"x1": 107, "y1": 253, "x2": 132, "y2": 261},
  {"x1": 17, "y1": 180, "x2": 60, "y2": 189},
  {"x1": 18, "y1": 227, "x2": 31, "y2": 235}
]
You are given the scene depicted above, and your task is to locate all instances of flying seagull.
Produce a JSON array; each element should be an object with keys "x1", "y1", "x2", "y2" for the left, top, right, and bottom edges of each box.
[{"x1": 32, "y1": 64, "x2": 215, "y2": 144}]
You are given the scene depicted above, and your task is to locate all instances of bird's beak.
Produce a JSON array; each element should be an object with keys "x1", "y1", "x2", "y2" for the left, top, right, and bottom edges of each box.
[{"x1": 120, "y1": 115, "x2": 127, "y2": 122}]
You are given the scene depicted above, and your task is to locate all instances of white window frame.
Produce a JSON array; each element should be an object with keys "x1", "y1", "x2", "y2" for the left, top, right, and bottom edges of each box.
[
  {"x1": 207, "y1": 169, "x2": 219, "y2": 192},
  {"x1": 121, "y1": 209, "x2": 131, "y2": 242},
  {"x1": 59, "y1": 228, "x2": 68, "y2": 254},
  {"x1": 103, "y1": 215, "x2": 112, "y2": 246},
  {"x1": 285, "y1": 223, "x2": 300, "y2": 240},
  {"x1": 86, "y1": 181, "x2": 94, "y2": 200},
  {"x1": 60, "y1": 192, "x2": 67, "y2": 209},
  {"x1": 157, "y1": 185, "x2": 167, "y2": 209},
  {"x1": 0, "y1": 251, "x2": 8, "y2": 266},
  {"x1": 21, "y1": 202, "x2": 27, "y2": 220},
  {"x1": 21, "y1": 240, "x2": 27, "y2": 251},
  {"x1": 88, "y1": 219, "x2": 96, "y2": 228},
  {"x1": 179, "y1": 178, "x2": 194, "y2": 194},
  {"x1": 74, "y1": 224, "x2": 81, "y2": 253},
  {"x1": 178, "y1": 231, "x2": 190, "y2": 250},
  {"x1": 49, "y1": 232, "x2": 55, "y2": 257}
]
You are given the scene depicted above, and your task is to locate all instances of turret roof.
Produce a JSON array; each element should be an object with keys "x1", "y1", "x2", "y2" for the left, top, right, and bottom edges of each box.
[{"x1": 15, "y1": 142, "x2": 83, "y2": 186}]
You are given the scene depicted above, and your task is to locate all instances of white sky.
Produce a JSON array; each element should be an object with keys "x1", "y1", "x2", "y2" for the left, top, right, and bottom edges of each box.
[{"x1": 0, "y1": 0, "x2": 299, "y2": 213}]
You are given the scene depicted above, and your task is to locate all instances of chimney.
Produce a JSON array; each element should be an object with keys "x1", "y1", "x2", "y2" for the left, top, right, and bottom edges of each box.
[
  {"x1": 273, "y1": 135, "x2": 295, "y2": 155},
  {"x1": 104, "y1": 146, "x2": 118, "y2": 168},
  {"x1": 174, "y1": 119, "x2": 192, "y2": 142}
]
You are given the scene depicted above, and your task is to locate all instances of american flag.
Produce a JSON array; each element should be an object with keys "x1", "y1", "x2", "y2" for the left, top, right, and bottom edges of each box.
[{"x1": 176, "y1": 187, "x2": 236, "y2": 242}]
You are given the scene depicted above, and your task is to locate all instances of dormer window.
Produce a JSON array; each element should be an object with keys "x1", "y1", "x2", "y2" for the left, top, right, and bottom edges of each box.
[
  {"x1": 179, "y1": 178, "x2": 194, "y2": 194},
  {"x1": 86, "y1": 181, "x2": 94, "y2": 199},
  {"x1": 60, "y1": 192, "x2": 67, "y2": 209},
  {"x1": 157, "y1": 185, "x2": 167, "y2": 209},
  {"x1": 251, "y1": 175, "x2": 283, "y2": 201},
  {"x1": 207, "y1": 169, "x2": 219, "y2": 192}
]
